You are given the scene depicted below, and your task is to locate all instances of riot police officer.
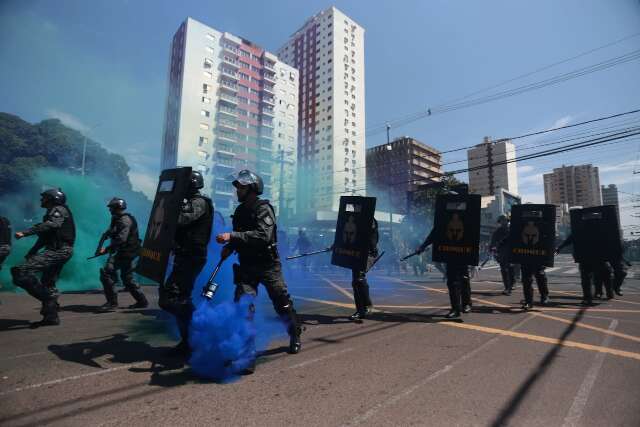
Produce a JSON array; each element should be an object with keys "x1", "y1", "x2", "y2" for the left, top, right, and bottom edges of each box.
[
  {"x1": 98, "y1": 198, "x2": 148, "y2": 309},
  {"x1": 349, "y1": 218, "x2": 379, "y2": 322},
  {"x1": 417, "y1": 228, "x2": 472, "y2": 318},
  {"x1": 556, "y1": 234, "x2": 594, "y2": 306},
  {"x1": 0, "y1": 216, "x2": 11, "y2": 273},
  {"x1": 158, "y1": 171, "x2": 213, "y2": 357},
  {"x1": 11, "y1": 189, "x2": 75, "y2": 327},
  {"x1": 490, "y1": 215, "x2": 515, "y2": 295},
  {"x1": 609, "y1": 256, "x2": 628, "y2": 296},
  {"x1": 216, "y1": 170, "x2": 302, "y2": 372}
]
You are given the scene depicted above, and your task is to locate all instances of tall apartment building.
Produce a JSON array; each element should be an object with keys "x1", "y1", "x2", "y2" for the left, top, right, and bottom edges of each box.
[
  {"x1": 366, "y1": 136, "x2": 442, "y2": 214},
  {"x1": 278, "y1": 6, "x2": 366, "y2": 217},
  {"x1": 543, "y1": 164, "x2": 602, "y2": 208},
  {"x1": 161, "y1": 18, "x2": 299, "y2": 217},
  {"x1": 467, "y1": 137, "x2": 518, "y2": 196},
  {"x1": 602, "y1": 183, "x2": 621, "y2": 225}
]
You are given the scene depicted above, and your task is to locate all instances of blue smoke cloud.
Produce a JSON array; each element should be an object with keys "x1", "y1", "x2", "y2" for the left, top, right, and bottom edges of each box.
[{"x1": 181, "y1": 210, "x2": 288, "y2": 381}]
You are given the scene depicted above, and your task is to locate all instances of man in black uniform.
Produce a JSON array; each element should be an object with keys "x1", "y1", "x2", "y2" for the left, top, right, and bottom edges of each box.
[
  {"x1": 216, "y1": 170, "x2": 302, "y2": 370},
  {"x1": 293, "y1": 229, "x2": 312, "y2": 272},
  {"x1": 0, "y1": 216, "x2": 11, "y2": 274},
  {"x1": 349, "y1": 218, "x2": 379, "y2": 322},
  {"x1": 158, "y1": 171, "x2": 213, "y2": 356},
  {"x1": 520, "y1": 264, "x2": 550, "y2": 310},
  {"x1": 416, "y1": 228, "x2": 472, "y2": 318},
  {"x1": 609, "y1": 256, "x2": 628, "y2": 296},
  {"x1": 490, "y1": 215, "x2": 515, "y2": 296},
  {"x1": 556, "y1": 234, "x2": 595, "y2": 306},
  {"x1": 98, "y1": 198, "x2": 148, "y2": 309},
  {"x1": 11, "y1": 189, "x2": 75, "y2": 327}
]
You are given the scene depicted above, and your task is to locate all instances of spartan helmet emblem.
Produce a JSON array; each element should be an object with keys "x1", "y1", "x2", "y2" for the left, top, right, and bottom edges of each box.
[
  {"x1": 149, "y1": 198, "x2": 165, "y2": 240},
  {"x1": 522, "y1": 221, "x2": 539, "y2": 246},
  {"x1": 343, "y1": 215, "x2": 357, "y2": 244},
  {"x1": 446, "y1": 213, "x2": 464, "y2": 241}
]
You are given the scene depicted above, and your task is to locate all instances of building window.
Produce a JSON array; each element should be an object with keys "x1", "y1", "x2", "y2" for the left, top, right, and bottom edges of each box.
[
  {"x1": 198, "y1": 136, "x2": 208, "y2": 146},
  {"x1": 202, "y1": 96, "x2": 211, "y2": 104},
  {"x1": 199, "y1": 123, "x2": 209, "y2": 130},
  {"x1": 205, "y1": 46, "x2": 214, "y2": 54},
  {"x1": 204, "y1": 59, "x2": 213, "y2": 69},
  {"x1": 201, "y1": 109, "x2": 210, "y2": 117},
  {"x1": 203, "y1": 71, "x2": 212, "y2": 79},
  {"x1": 206, "y1": 33, "x2": 215, "y2": 41}
]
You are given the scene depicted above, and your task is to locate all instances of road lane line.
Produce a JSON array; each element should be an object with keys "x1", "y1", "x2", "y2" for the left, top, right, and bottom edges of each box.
[
  {"x1": 532, "y1": 312, "x2": 640, "y2": 343},
  {"x1": 323, "y1": 278, "x2": 355, "y2": 301},
  {"x1": 441, "y1": 321, "x2": 640, "y2": 361},
  {"x1": 562, "y1": 320, "x2": 618, "y2": 427}
]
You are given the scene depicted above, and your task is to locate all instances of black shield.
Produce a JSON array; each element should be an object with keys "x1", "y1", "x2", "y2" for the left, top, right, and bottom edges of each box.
[
  {"x1": 509, "y1": 204, "x2": 556, "y2": 267},
  {"x1": 136, "y1": 167, "x2": 193, "y2": 284},
  {"x1": 432, "y1": 194, "x2": 481, "y2": 266},
  {"x1": 570, "y1": 205, "x2": 621, "y2": 263},
  {"x1": 331, "y1": 196, "x2": 377, "y2": 271}
]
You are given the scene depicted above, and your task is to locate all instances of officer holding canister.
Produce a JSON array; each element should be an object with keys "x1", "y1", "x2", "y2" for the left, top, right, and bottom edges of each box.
[{"x1": 216, "y1": 170, "x2": 302, "y2": 374}]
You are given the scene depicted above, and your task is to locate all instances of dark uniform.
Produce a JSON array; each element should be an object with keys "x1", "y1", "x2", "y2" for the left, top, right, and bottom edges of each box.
[
  {"x1": 0, "y1": 216, "x2": 11, "y2": 272},
  {"x1": 293, "y1": 230, "x2": 312, "y2": 271},
  {"x1": 348, "y1": 219, "x2": 379, "y2": 321},
  {"x1": 609, "y1": 256, "x2": 628, "y2": 296},
  {"x1": 557, "y1": 234, "x2": 595, "y2": 305},
  {"x1": 11, "y1": 189, "x2": 75, "y2": 326},
  {"x1": 419, "y1": 229, "x2": 472, "y2": 317},
  {"x1": 99, "y1": 198, "x2": 148, "y2": 309},
  {"x1": 158, "y1": 172, "x2": 213, "y2": 354},
  {"x1": 224, "y1": 170, "x2": 301, "y2": 362},
  {"x1": 490, "y1": 218, "x2": 515, "y2": 295},
  {"x1": 521, "y1": 264, "x2": 549, "y2": 308},
  {"x1": 593, "y1": 261, "x2": 614, "y2": 300}
]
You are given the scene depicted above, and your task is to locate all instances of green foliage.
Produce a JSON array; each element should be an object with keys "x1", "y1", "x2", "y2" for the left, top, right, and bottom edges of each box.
[{"x1": 0, "y1": 113, "x2": 153, "y2": 292}]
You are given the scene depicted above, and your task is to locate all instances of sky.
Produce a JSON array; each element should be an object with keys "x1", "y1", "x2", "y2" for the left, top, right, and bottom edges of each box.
[{"x1": 1, "y1": 0, "x2": 640, "y2": 233}]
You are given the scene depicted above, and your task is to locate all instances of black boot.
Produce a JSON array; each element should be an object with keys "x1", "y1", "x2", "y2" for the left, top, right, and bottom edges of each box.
[
  {"x1": 128, "y1": 290, "x2": 148, "y2": 309},
  {"x1": 284, "y1": 305, "x2": 302, "y2": 354},
  {"x1": 445, "y1": 310, "x2": 460, "y2": 319},
  {"x1": 31, "y1": 299, "x2": 60, "y2": 328}
]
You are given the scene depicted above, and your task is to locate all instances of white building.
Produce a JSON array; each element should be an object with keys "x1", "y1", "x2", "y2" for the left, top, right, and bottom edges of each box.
[
  {"x1": 278, "y1": 6, "x2": 366, "y2": 218},
  {"x1": 467, "y1": 137, "x2": 518, "y2": 196},
  {"x1": 161, "y1": 17, "x2": 299, "y2": 217}
]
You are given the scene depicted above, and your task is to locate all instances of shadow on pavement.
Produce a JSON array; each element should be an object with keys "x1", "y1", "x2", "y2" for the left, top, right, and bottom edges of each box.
[{"x1": 0, "y1": 318, "x2": 33, "y2": 331}]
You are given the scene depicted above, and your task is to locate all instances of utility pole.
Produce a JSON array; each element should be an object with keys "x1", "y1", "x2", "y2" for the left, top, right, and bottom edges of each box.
[
  {"x1": 386, "y1": 123, "x2": 393, "y2": 240},
  {"x1": 279, "y1": 146, "x2": 286, "y2": 222}
]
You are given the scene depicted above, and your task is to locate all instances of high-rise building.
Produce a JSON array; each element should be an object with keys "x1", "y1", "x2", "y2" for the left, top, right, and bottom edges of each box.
[
  {"x1": 602, "y1": 183, "x2": 621, "y2": 225},
  {"x1": 366, "y1": 136, "x2": 442, "y2": 214},
  {"x1": 161, "y1": 18, "x2": 299, "y2": 217},
  {"x1": 278, "y1": 6, "x2": 366, "y2": 218},
  {"x1": 543, "y1": 164, "x2": 602, "y2": 208},
  {"x1": 467, "y1": 137, "x2": 518, "y2": 196}
]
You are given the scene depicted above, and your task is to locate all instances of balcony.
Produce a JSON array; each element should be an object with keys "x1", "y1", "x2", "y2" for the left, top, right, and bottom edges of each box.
[
  {"x1": 223, "y1": 43, "x2": 239, "y2": 56},
  {"x1": 263, "y1": 72, "x2": 276, "y2": 83},
  {"x1": 216, "y1": 148, "x2": 235, "y2": 157},
  {"x1": 223, "y1": 56, "x2": 239, "y2": 68},
  {"x1": 221, "y1": 68, "x2": 238, "y2": 80},
  {"x1": 218, "y1": 105, "x2": 237, "y2": 118},
  {"x1": 219, "y1": 93, "x2": 237, "y2": 105},
  {"x1": 215, "y1": 162, "x2": 234, "y2": 171},
  {"x1": 262, "y1": 107, "x2": 275, "y2": 117},
  {"x1": 261, "y1": 96, "x2": 275, "y2": 106},
  {"x1": 264, "y1": 60, "x2": 276, "y2": 71},
  {"x1": 217, "y1": 119, "x2": 237, "y2": 131},
  {"x1": 260, "y1": 119, "x2": 274, "y2": 128},
  {"x1": 216, "y1": 132, "x2": 236, "y2": 143},
  {"x1": 263, "y1": 84, "x2": 275, "y2": 95}
]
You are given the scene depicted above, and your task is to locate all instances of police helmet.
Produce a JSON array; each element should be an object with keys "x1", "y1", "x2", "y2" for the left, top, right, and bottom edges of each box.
[
  {"x1": 40, "y1": 188, "x2": 66, "y2": 205},
  {"x1": 232, "y1": 170, "x2": 264, "y2": 195},
  {"x1": 190, "y1": 170, "x2": 204, "y2": 190},
  {"x1": 107, "y1": 197, "x2": 127, "y2": 210}
]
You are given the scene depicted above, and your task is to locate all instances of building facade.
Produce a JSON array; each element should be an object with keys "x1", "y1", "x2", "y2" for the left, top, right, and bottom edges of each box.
[
  {"x1": 602, "y1": 183, "x2": 621, "y2": 226},
  {"x1": 467, "y1": 137, "x2": 518, "y2": 196},
  {"x1": 161, "y1": 18, "x2": 299, "y2": 217},
  {"x1": 543, "y1": 164, "x2": 602, "y2": 208},
  {"x1": 278, "y1": 6, "x2": 366, "y2": 218},
  {"x1": 366, "y1": 136, "x2": 442, "y2": 214}
]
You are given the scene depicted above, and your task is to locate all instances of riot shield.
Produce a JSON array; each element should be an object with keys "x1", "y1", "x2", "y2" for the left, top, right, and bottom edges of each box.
[
  {"x1": 431, "y1": 193, "x2": 481, "y2": 266},
  {"x1": 509, "y1": 204, "x2": 556, "y2": 267},
  {"x1": 136, "y1": 167, "x2": 193, "y2": 284},
  {"x1": 331, "y1": 196, "x2": 376, "y2": 271},
  {"x1": 570, "y1": 205, "x2": 621, "y2": 263}
]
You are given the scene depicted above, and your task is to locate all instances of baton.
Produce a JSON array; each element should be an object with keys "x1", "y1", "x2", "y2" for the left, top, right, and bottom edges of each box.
[
  {"x1": 202, "y1": 258, "x2": 225, "y2": 300},
  {"x1": 87, "y1": 252, "x2": 108, "y2": 260},
  {"x1": 286, "y1": 247, "x2": 332, "y2": 260},
  {"x1": 401, "y1": 251, "x2": 421, "y2": 262},
  {"x1": 366, "y1": 251, "x2": 386, "y2": 273}
]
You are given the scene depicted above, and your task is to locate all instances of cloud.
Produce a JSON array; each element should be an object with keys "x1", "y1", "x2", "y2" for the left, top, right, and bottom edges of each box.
[
  {"x1": 519, "y1": 190, "x2": 545, "y2": 204},
  {"x1": 518, "y1": 165, "x2": 535, "y2": 174},
  {"x1": 129, "y1": 171, "x2": 157, "y2": 199},
  {"x1": 549, "y1": 115, "x2": 573, "y2": 130},
  {"x1": 46, "y1": 109, "x2": 91, "y2": 133},
  {"x1": 598, "y1": 159, "x2": 638, "y2": 174}
]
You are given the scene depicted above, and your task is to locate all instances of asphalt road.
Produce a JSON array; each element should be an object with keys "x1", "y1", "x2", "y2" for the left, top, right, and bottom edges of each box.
[{"x1": 1, "y1": 255, "x2": 639, "y2": 426}]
